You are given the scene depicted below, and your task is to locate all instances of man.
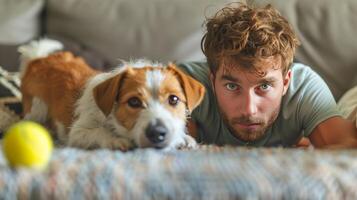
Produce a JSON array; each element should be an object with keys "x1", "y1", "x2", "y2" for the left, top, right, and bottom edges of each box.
[{"x1": 178, "y1": 3, "x2": 357, "y2": 148}]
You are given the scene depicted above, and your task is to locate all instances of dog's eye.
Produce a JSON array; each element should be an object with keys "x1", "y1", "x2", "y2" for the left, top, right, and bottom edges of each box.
[
  {"x1": 168, "y1": 95, "x2": 180, "y2": 106},
  {"x1": 128, "y1": 97, "x2": 142, "y2": 108}
]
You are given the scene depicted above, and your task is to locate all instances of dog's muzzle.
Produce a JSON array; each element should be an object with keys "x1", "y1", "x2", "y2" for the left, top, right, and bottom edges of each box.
[{"x1": 145, "y1": 119, "x2": 168, "y2": 146}]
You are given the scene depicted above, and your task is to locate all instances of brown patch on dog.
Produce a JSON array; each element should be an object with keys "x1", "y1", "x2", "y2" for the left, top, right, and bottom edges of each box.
[
  {"x1": 115, "y1": 68, "x2": 148, "y2": 130},
  {"x1": 21, "y1": 52, "x2": 98, "y2": 131},
  {"x1": 93, "y1": 70, "x2": 128, "y2": 116}
]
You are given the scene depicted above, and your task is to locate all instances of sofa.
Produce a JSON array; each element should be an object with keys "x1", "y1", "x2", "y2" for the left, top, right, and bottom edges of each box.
[
  {"x1": 0, "y1": 0, "x2": 357, "y2": 199},
  {"x1": 1, "y1": 0, "x2": 357, "y2": 98}
]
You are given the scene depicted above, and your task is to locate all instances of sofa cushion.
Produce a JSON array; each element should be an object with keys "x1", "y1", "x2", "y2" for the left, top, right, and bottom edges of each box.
[
  {"x1": 0, "y1": 0, "x2": 44, "y2": 44},
  {"x1": 48, "y1": 35, "x2": 113, "y2": 70},
  {"x1": 45, "y1": 0, "x2": 242, "y2": 68},
  {"x1": 249, "y1": 0, "x2": 357, "y2": 99},
  {"x1": 0, "y1": 0, "x2": 45, "y2": 71}
]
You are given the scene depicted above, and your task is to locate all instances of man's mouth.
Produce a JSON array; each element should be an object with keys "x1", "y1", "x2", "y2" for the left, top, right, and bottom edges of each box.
[{"x1": 236, "y1": 123, "x2": 262, "y2": 129}]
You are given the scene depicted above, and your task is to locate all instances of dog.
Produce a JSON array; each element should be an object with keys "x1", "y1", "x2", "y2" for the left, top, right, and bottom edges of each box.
[{"x1": 18, "y1": 39, "x2": 205, "y2": 151}]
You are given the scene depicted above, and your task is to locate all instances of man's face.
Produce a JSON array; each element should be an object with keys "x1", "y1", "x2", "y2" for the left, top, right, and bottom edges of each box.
[{"x1": 211, "y1": 58, "x2": 291, "y2": 142}]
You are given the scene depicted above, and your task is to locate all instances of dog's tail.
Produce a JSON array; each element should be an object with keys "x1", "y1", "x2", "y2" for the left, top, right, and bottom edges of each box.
[{"x1": 18, "y1": 38, "x2": 63, "y2": 77}]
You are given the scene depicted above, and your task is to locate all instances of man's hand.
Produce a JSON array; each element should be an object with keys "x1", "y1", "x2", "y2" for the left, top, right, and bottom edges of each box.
[
  {"x1": 294, "y1": 137, "x2": 312, "y2": 148},
  {"x1": 309, "y1": 116, "x2": 357, "y2": 148}
]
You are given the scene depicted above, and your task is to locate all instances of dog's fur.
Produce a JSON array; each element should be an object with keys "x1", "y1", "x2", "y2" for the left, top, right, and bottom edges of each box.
[{"x1": 19, "y1": 39, "x2": 205, "y2": 150}]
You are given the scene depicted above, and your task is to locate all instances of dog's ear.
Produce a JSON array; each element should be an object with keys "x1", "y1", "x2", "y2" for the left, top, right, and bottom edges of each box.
[
  {"x1": 168, "y1": 63, "x2": 205, "y2": 113},
  {"x1": 92, "y1": 70, "x2": 127, "y2": 116}
]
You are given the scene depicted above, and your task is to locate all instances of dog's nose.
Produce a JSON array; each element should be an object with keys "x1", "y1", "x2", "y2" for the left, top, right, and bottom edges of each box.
[{"x1": 145, "y1": 120, "x2": 167, "y2": 144}]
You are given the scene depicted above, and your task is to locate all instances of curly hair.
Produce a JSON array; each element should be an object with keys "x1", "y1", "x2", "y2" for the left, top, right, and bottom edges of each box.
[{"x1": 201, "y1": 2, "x2": 300, "y2": 75}]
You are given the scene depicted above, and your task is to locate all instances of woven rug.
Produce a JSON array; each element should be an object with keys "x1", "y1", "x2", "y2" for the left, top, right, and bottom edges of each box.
[{"x1": 1, "y1": 145, "x2": 357, "y2": 200}]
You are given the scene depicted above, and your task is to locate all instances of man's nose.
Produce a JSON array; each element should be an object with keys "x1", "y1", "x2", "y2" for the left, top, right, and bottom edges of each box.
[{"x1": 241, "y1": 91, "x2": 258, "y2": 116}]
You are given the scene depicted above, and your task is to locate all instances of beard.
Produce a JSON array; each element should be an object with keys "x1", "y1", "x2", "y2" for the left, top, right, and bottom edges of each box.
[{"x1": 221, "y1": 106, "x2": 280, "y2": 142}]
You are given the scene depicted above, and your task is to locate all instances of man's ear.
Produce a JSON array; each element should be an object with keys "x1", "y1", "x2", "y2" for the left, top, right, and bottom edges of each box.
[
  {"x1": 92, "y1": 70, "x2": 128, "y2": 116},
  {"x1": 168, "y1": 64, "x2": 206, "y2": 113},
  {"x1": 282, "y1": 70, "x2": 291, "y2": 95}
]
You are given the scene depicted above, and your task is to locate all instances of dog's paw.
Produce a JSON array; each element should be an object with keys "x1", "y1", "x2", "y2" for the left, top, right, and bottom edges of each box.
[
  {"x1": 108, "y1": 137, "x2": 135, "y2": 151},
  {"x1": 184, "y1": 135, "x2": 198, "y2": 149},
  {"x1": 175, "y1": 134, "x2": 198, "y2": 150}
]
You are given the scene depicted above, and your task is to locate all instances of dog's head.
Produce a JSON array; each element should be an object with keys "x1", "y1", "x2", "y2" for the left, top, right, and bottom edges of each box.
[{"x1": 92, "y1": 62, "x2": 205, "y2": 149}]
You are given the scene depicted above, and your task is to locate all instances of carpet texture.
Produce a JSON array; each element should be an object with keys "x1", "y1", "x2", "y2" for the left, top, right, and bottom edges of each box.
[{"x1": 1, "y1": 146, "x2": 357, "y2": 200}]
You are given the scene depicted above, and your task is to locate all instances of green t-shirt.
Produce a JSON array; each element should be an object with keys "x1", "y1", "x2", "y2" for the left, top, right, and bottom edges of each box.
[{"x1": 178, "y1": 61, "x2": 342, "y2": 147}]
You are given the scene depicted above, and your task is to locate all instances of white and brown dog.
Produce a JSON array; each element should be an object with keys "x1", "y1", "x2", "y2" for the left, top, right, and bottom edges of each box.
[{"x1": 19, "y1": 39, "x2": 205, "y2": 151}]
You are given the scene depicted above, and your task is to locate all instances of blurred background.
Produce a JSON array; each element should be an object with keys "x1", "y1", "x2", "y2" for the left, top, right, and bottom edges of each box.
[{"x1": 0, "y1": 0, "x2": 356, "y2": 99}]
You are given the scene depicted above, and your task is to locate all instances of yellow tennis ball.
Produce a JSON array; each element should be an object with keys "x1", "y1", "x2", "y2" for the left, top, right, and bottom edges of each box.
[{"x1": 2, "y1": 121, "x2": 53, "y2": 170}]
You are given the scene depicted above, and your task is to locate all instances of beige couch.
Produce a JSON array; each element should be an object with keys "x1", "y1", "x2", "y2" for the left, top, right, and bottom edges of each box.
[{"x1": 1, "y1": 0, "x2": 357, "y2": 99}]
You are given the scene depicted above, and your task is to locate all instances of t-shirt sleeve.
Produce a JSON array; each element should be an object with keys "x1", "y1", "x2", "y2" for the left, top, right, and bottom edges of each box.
[{"x1": 297, "y1": 66, "x2": 342, "y2": 137}]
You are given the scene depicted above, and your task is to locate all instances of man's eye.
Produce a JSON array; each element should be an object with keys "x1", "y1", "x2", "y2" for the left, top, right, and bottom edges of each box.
[
  {"x1": 168, "y1": 95, "x2": 180, "y2": 106},
  {"x1": 225, "y1": 83, "x2": 238, "y2": 91},
  {"x1": 259, "y1": 84, "x2": 271, "y2": 91},
  {"x1": 128, "y1": 97, "x2": 142, "y2": 108}
]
